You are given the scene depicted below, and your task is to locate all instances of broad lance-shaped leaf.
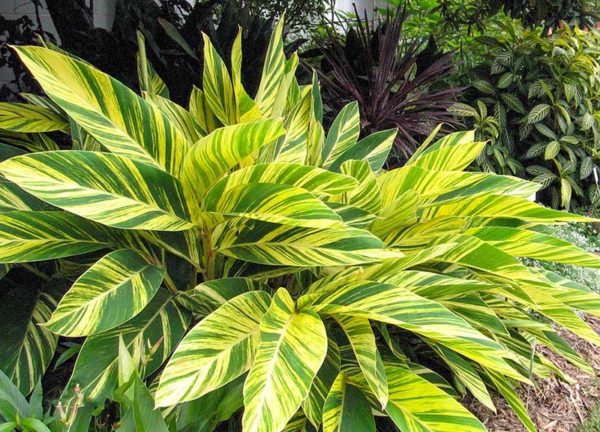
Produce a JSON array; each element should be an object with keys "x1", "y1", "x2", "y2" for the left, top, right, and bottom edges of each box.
[
  {"x1": 328, "y1": 128, "x2": 397, "y2": 173},
  {"x1": 0, "y1": 283, "x2": 58, "y2": 395},
  {"x1": 182, "y1": 119, "x2": 285, "y2": 201},
  {"x1": 465, "y1": 226, "x2": 600, "y2": 268},
  {"x1": 136, "y1": 31, "x2": 169, "y2": 99},
  {"x1": 202, "y1": 34, "x2": 236, "y2": 125},
  {"x1": 231, "y1": 30, "x2": 261, "y2": 123},
  {"x1": 146, "y1": 93, "x2": 203, "y2": 144},
  {"x1": 384, "y1": 366, "x2": 487, "y2": 432},
  {"x1": 303, "y1": 340, "x2": 341, "y2": 428},
  {"x1": 156, "y1": 291, "x2": 271, "y2": 407},
  {"x1": 335, "y1": 315, "x2": 387, "y2": 408},
  {"x1": 242, "y1": 288, "x2": 328, "y2": 432},
  {"x1": 0, "y1": 151, "x2": 194, "y2": 231},
  {"x1": 213, "y1": 220, "x2": 403, "y2": 267},
  {"x1": 13, "y1": 46, "x2": 188, "y2": 176},
  {"x1": 254, "y1": 17, "x2": 286, "y2": 117},
  {"x1": 322, "y1": 374, "x2": 375, "y2": 432},
  {"x1": 176, "y1": 277, "x2": 255, "y2": 316},
  {"x1": 204, "y1": 183, "x2": 344, "y2": 228},
  {"x1": 421, "y1": 194, "x2": 594, "y2": 223},
  {"x1": 46, "y1": 249, "x2": 164, "y2": 337},
  {"x1": 321, "y1": 102, "x2": 360, "y2": 168},
  {"x1": 204, "y1": 163, "x2": 358, "y2": 199},
  {"x1": 64, "y1": 290, "x2": 189, "y2": 403},
  {"x1": 0, "y1": 211, "x2": 113, "y2": 263},
  {"x1": 310, "y1": 281, "x2": 523, "y2": 381},
  {"x1": 484, "y1": 368, "x2": 535, "y2": 432},
  {"x1": 407, "y1": 130, "x2": 484, "y2": 172},
  {"x1": 0, "y1": 102, "x2": 68, "y2": 133}
]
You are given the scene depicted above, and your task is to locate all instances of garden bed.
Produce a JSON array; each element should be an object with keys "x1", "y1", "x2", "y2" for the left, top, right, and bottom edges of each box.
[{"x1": 466, "y1": 317, "x2": 600, "y2": 432}]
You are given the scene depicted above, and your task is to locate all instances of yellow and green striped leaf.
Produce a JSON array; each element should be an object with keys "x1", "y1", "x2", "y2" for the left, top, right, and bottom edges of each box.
[
  {"x1": 254, "y1": 18, "x2": 286, "y2": 117},
  {"x1": 176, "y1": 277, "x2": 256, "y2": 316},
  {"x1": 64, "y1": 290, "x2": 189, "y2": 403},
  {"x1": 303, "y1": 339, "x2": 341, "y2": 428},
  {"x1": 385, "y1": 366, "x2": 487, "y2": 432},
  {"x1": 146, "y1": 93, "x2": 203, "y2": 144},
  {"x1": 0, "y1": 211, "x2": 113, "y2": 263},
  {"x1": 182, "y1": 119, "x2": 285, "y2": 200},
  {"x1": 311, "y1": 281, "x2": 522, "y2": 380},
  {"x1": 407, "y1": 130, "x2": 484, "y2": 172},
  {"x1": 0, "y1": 284, "x2": 58, "y2": 395},
  {"x1": 335, "y1": 315, "x2": 387, "y2": 408},
  {"x1": 465, "y1": 226, "x2": 600, "y2": 268},
  {"x1": 0, "y1": 102, "x2": 68, "y2": 133},
  {"x1": 136, "y1": 31, "x2": 169, "y2": 98},
  {"x1": 483, "y1": 368, "x2": 535, "y2": 432},
  {"x1": 213, "y1": 220, "x2": 400, "y2": 267},
  {"x1": 330, "y1": 160, "x2": 381, "y2": 214},
  {"x1": 322, "y1": 102, "x2": 360, "y2": 168},
  {"x1": 156, "y1": 291, "x2": 271, "y2": 407},
  {"x1": 204, "y1": 163, "x2": 358, "y2": 199},
  {"x1": 231, "y1": 30, "x2": 261, "y2": 123},
  {"x1": 189, "y1": 86, "x2": 217, "y2": 134},
  {"x1": 46, "y1": 249, "x2": 164, "y2": 337},
  {"x1": 322, "y1": 374, "x2": 376, "y2": 432},
  {"x1": 204, "y1": 183, "x2": 344, "y2": 228},
  {"x1": 328, "y1": 128, "x2": 397, "y2": 173},
  {"x1": 0, "y1": 151, "x2": 194, "y2": 231},
  {"x1": 202, "y1": 34, "x2": 236, "y2": 125},
  {"x1": 13, "y1": 46, "x2": 188, "y2": 176},
  {"x1": 242, "y1": 288, "x2": 327, "y2": 432}
]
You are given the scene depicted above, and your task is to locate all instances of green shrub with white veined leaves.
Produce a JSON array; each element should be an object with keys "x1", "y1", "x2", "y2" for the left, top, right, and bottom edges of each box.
[{"x1": 2, "y1": 18, "x2": 600, "y2": 432}]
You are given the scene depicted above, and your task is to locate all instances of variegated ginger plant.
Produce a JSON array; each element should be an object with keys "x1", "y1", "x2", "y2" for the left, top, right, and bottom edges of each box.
[{"x1": 1, "y1": 18, "x2": 600, "y2": 432}]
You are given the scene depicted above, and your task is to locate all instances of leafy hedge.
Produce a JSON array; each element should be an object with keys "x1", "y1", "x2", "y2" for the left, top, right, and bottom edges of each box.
[{"x1": 452, "y1": 20, "x2": 600, "y2": 209}]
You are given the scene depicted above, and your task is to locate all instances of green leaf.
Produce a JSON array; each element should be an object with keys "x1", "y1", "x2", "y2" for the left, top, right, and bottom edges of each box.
[
  {"x1": 156, "y1": 291, "x2": 271, "y2": 407},
  {"x1": 527, "y1": 104, "x2": 551, "y2": 124},
  {"x1": 322, "y1": 374, "x2": 375, "y2": 432},
  {"x1": 202, "y1": 34, "x2": 235, "y2": 125},
  {"x1": 385, "y1": 366, "x2": 487, "y2": 432},
  {"x1": 0, "y1": 151, "x2": 194, "y2": 231},
  {"x1": 13, "y1": 46, "x2": 188, "y2": 176},
  {"x1": 544, "y1": 141, "x2": 561, "y2": 160},
  {"x1": 242, "y1": 288, "x2": 328, "y2": 432},
  {"x1": 46, "y1": 249, "x2": 164, "y2": 337}
]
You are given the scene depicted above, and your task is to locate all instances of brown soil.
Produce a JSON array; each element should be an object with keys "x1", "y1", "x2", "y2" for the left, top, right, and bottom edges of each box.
[{"x1": 464, "y1": 317, "x2": 600, "y2": 432}]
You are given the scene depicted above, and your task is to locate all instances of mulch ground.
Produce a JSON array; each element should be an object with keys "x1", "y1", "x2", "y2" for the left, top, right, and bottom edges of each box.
[{"x1": 464, "y1": 316, "x2": 600, "y2": 432}]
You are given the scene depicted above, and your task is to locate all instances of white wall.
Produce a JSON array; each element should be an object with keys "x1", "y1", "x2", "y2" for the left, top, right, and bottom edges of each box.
[{"x1": 0, "y1": 0, "x2": 116, "y2": 90}]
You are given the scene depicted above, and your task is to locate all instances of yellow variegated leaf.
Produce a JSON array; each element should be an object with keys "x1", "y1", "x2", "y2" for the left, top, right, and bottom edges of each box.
[
  {"x1": 189, "y1": 86, "x2": 217, "y2": 134},
  {"x1": 13, "y1": 46, "x2": 188, "y2": 176},
  {"x1": 407, "y1": 130, "x2": 484, "y2": 171},
  {"x1": 322, "y1": 101, "x2": 360, "y2": 168},
  {"x1": 202, "y1": 34, "x2": 236, "y2": 125},
  {"x1": 156, "y1": 291, "x2": 271, "y2": 407},
  {"x1": 231, "y1": 29, "x2": 261, "y2": 123},
  {"x1": 385, "y1": 366, "x2": 487, "y2": 432},
  {"x1": 0, "y1": 102, "x2": 68, "y2": 133},
  {"x1": 335, "y1": 315, "x2": 388, "y2": 408},
  {"x1": 182, "y1": 119, "x2": 285, "y2": 201},
  {"x1": 322, "y1": 374, "x2": 375, "y2": 432},
  {"x1": 136, "y1": 31, "x2": 169, "y2": 98},
  {"x1": 46, "y1": 249, "x2": 164, "y2": 337},
  {"x1": 242, "y1": 288, "x2": 327, "y2": 432},
  {"x1": 146, "y1": 93, "x2": 203, "y2": 144},
  {"x1": 254, "y1": 17, "x2": 286, "y2": 117},
  {"x1": 0, "y1": 151, "x2": 194, "y2": 231},
  {"x1": 213, "y1": 220, "x2": 402, "y2": 267},
  {"x1": 465, "y1": 226, "x2": 600, "y2": 267}
]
